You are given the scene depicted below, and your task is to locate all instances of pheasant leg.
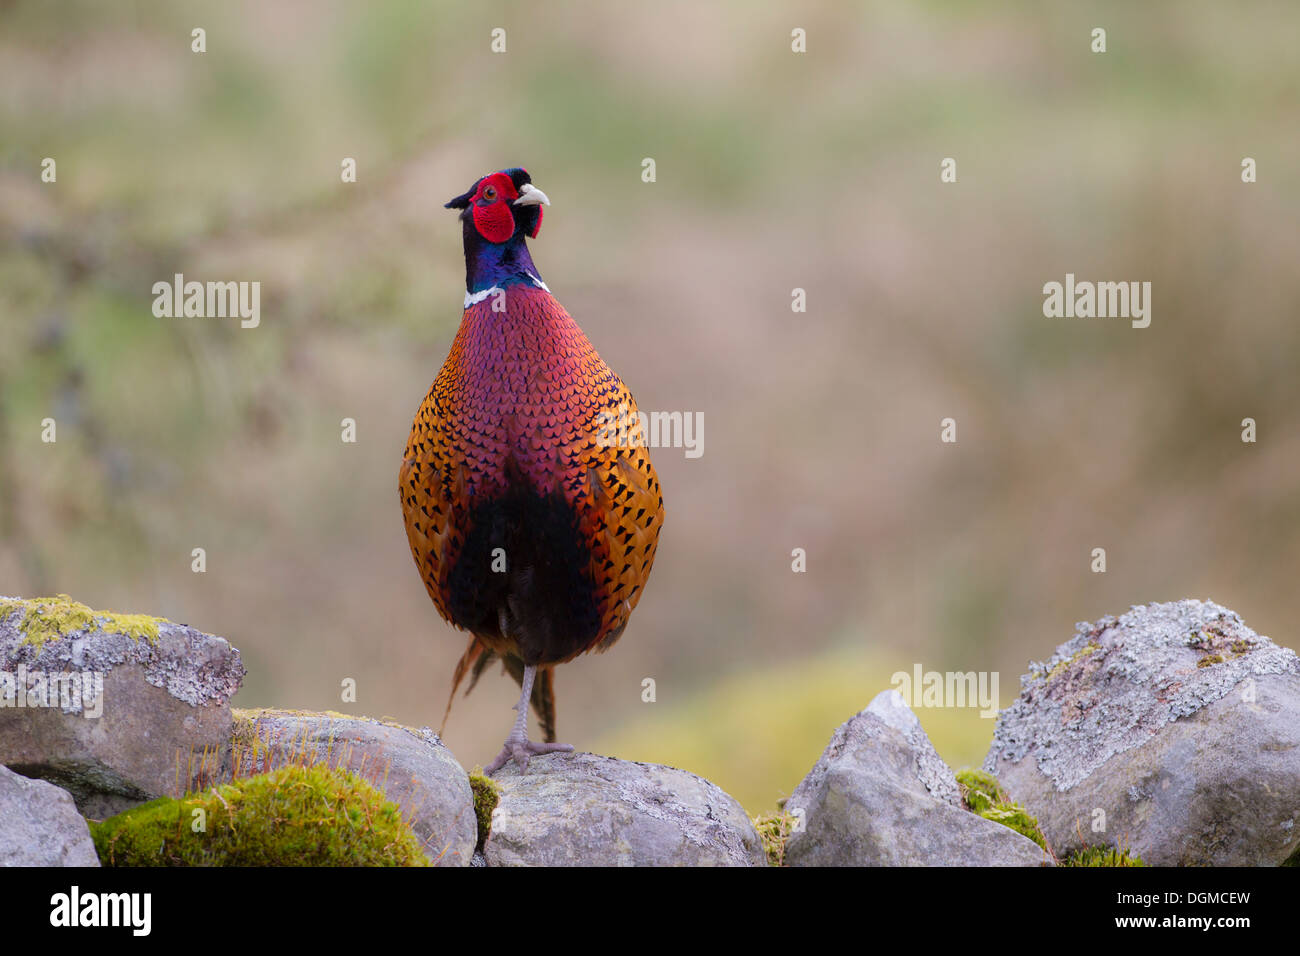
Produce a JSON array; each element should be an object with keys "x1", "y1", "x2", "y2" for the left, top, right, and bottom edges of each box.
[{"x1": 484, "y1": 664, "x2": 574, "y2": 774}]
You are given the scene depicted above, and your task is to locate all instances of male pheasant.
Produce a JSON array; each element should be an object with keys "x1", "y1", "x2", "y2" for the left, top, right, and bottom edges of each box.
[{"x1": 400, "y1": 168, "x2": 663, "y2": 774}]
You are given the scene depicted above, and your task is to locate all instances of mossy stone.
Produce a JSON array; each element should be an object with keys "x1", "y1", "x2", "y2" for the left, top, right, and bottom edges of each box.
[
  {"x1": 467, "y1": 768, "x2": 499, "y2": 853},
  {"x1": 89, "y1": 764, "x2": 428, "y2": 866},
  {"x1": 956, "y1": 768, "x2": 1048, "y2": 850},
  {"x1": 751, "y1": 810, "x2": 798, "y2": 866},
  {"x1": 1063, "y1": 844, "x2": 1147, "y2": 867},
  {"x1": 1, "y1": 594, "x2": 161, "y2": 648}
]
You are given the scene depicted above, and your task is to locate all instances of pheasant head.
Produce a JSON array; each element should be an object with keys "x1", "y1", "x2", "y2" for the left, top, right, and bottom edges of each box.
[{"x1": 445, "y1": 168, "x2": 551, "y2": 295}]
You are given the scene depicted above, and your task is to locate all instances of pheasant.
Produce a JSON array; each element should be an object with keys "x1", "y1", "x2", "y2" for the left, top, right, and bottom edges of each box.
[{"x1": 400, "y1": 168, "x2": 664, "y2": 774}]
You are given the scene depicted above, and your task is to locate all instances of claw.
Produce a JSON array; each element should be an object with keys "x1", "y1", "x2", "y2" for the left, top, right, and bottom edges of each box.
[
  {"x1": 484, "y1": 736, "x2": 574, "y2": 775},
  {"x1": 483, "y1": 662, "x2": 575, "y2": 774}
]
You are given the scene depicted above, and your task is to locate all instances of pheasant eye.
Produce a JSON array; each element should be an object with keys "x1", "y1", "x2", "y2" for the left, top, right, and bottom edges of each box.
[{"x1": 482, "y1": 185, "x2": 498, "y2": 201}]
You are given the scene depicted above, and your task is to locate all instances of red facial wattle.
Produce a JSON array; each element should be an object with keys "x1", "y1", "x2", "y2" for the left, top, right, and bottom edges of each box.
[
  {"x1": 447, "y1": 167, "x2": 549, "y2": 293},
  {"x1": 470, "y1": 173, "x2": 520, "y2": 244}
]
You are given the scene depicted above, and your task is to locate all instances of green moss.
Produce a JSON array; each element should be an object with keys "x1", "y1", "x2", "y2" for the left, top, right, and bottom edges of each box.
[
  {"x1": 229, "y1": 712, "x2": 258, "y2": 751},
  {"x1": 751, "y1": 810, "x2": 797, "y2": 866},
  {"x1": 1196, "y1": 654, "x2": 1225, "y2": 668},
  {"x1": 89, "y1": 764, "x2": 428, "y2": 866},
  {"x1": 955, "y1": 768, "x2": 1006, "y2": 813},
  {"x1": 981, "y1": 805, "x2": 1048, "y2": 849},
  {"x1": 956, "y1": 768, "x2": 1047, "y2": 850},
  {"x1": 1063, "y1": 844, "x2": 1147, "y2": 867},
  {"x1": 467, "y1": 768, "x2": 500, "y2": 853},
  {"x1": 1, "y1": 594, "x2": 162, "y2": 648}
]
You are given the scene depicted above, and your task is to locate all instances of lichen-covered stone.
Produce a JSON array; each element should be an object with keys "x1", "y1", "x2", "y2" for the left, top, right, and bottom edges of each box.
[
  {"x1": 0, "y1": 764, "x2": 100, "y2": 866},
  {"x1": 785, "y1": 690, "x2": 1051, "y2": 866},
  {"x1": 0, "y1": 595, "x2": 161, "y2": 650},
  {"x1": 228, "y1": 708, "x2": 476, "y2": 866},
  {"x1": 0, "y1": 595, "x2": 245, "y2": 818},
  {"x1": 985, "y1": 599, "x2": 1300, "y2": 866},
  {"x1": 484, "y1": 752, "x2": 764, "y2": 866}
]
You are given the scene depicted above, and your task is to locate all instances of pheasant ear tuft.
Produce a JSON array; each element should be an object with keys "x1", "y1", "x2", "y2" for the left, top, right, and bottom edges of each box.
[
  {"x1": 505, "y1": 168, "x2": 531, "y2": 192},
  {"x1": 445, "y1": 178, "x2": 483, "y2": 210}
]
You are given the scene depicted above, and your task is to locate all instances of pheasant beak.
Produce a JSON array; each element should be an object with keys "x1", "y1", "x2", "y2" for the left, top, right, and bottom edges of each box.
[{"x1": 513, "y1": 183, "x2": 550, "y2": 207}]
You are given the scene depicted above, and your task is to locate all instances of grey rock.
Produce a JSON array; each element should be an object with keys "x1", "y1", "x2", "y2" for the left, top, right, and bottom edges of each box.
[
  {"x1": 985, "y1": 599, "x2": 1300, "y2": 866},
  {"x1": 785, "y1": 690, "x2": 1050, "y2": 866},
  {"x1": 0, "y1": 764, "x2": 100, "y2": 866},
  {"x1": 229, "y1": 708, "x2": 477, "y2": 867},
  {"x1": 484, "y1": 752, "x2": 764, "y2": 866},
  {"x1": 0, "y1": 596, "x2": 245, "y2": 818}
]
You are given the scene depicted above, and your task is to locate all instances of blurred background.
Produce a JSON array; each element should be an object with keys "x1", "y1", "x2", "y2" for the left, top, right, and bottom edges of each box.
[{"x1": 1, "y1": 0, "x2": 1297, "y2": 813}]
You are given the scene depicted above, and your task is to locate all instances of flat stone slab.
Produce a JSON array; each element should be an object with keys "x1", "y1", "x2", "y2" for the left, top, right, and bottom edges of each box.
[{"x1": 484, "y1": 752, "x2": 765, "y2": 867}]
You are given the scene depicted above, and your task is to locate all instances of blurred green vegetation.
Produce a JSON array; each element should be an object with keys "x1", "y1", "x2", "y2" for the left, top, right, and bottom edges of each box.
[
  {"x1": 2, "y1": 1, "x2": 1298, "y2": 812},
  {"x1": 597, "y1": 645, "x2": 1000, "y2": 811}
]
